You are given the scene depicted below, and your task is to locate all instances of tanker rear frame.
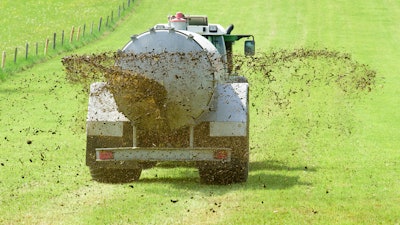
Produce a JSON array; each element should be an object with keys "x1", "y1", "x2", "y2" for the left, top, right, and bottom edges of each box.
[{"x1": 86, "y1": 13, "x2": 254, "y2": 185}]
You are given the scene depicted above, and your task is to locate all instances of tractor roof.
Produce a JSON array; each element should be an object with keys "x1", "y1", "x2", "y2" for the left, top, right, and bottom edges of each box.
[{"x1": 153, "y1": 12, "x2": 227, "y2": 35}]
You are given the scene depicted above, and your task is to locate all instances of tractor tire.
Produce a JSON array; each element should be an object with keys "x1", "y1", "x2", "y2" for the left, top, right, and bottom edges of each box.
[
  {"x1": 196, "y1": 123, "x2": 249, "y2": 185},
  {"x1": 86, "y1": 124, "x2": 149, "y2": 184},
  {"x1": 89, "y1": 166, "x2": 142, "y2": 183},
  {"x1": 198, "y1": 157, "x2": 248, "y2": 185}
]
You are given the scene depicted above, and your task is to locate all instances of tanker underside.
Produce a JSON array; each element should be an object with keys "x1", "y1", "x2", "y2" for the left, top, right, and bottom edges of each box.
[{"x1": 86, "y1": 82, "x2": 249, "y2": 184}]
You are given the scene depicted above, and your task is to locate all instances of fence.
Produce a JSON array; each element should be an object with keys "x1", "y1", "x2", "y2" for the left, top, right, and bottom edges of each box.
[{"x1": 1, "y1": 0, "x2": 133, "y2": 70}]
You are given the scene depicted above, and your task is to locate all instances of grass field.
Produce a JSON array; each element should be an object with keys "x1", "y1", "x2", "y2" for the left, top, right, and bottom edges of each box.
[
  {"x1": 0, "y1": 0, "x2": 132, "y2": 78},
  {"x1": 0, "y1": 0, "x2": 124, "y2": 53},
  {"x1": 1, "y1": 0, "x2": 399, "y2": 224}
]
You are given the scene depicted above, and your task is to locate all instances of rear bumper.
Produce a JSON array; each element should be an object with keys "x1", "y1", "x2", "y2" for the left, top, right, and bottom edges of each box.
[{"x1": 96, "y1": 147, "x2": 231, "y2": 162}]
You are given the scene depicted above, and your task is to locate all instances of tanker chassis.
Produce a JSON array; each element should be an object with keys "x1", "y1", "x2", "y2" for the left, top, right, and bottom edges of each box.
[{"x1": 86, "y1": 12, "x2": 255, "y2": 184}]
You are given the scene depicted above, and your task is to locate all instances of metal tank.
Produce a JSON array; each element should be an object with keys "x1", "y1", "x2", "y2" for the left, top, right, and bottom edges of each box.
[{"x1": 115, "y1": 29, "x2": 225, "y2": 130}]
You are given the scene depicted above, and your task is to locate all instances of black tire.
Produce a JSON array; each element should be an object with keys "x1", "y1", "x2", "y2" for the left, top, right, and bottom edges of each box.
[
  {"x1": 89, "y1": 166, "x2": 142, "y2": 183},
  {"x1": 199, "y1": 157, "x2": 248, "y2": 185},
  {"x1": 139, "y1": 161, "x2": 157, "y2": 169},
  {"x1": 195, "y1": 123, "x2": 249, "y2": 185},
  {"x1": 86, "y1": 124, "x2": 147, "y2": 184}
]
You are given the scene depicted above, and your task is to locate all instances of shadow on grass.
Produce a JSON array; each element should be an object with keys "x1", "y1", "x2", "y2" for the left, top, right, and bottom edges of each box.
[
  {"x1": 138, "y1": 173, "x2": 311, "y2": 191},
  {"x1": 135, "y1": 159, "x2": 314, "y2": 192},
  {"x1": 155, "y1": 159, "x2": 317, "y2": 172},
  {"x1": 250, "y1": 159, "x2": 317, "y2": 172},
  {"x1": 248, "y1": 173, "x2": 312, "y2": 190},
  {"x1": 248, "y1": 159, "x2": 314, "y2": 189}
]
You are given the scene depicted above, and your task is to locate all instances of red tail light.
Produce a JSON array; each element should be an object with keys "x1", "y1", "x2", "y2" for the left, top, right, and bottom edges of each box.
[
  {"x1": 98, "y1": 151, "x2": 114, "y2": 160},
  {"x1": 214, "y1": 150, "x2": 229, "y2": 160}
]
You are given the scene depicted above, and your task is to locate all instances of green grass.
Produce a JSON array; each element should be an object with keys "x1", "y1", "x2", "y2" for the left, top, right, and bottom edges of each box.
[
  {"x1": 1, "y1": 0, "x2": 399, "y2": 224},
  {"x1": 0, "y1": 0, "x2": 127, "y2": 53},
  {"x1": 0, "y1": 0, "x2": 133, "y2": 78}
]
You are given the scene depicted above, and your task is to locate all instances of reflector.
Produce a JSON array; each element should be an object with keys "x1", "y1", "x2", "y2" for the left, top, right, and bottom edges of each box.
[
  {"x1": 214, "y1": 150, "x2": 228, "y2": 160},
  {"x1": 99, "y1": 151, "x2": 114, "y2": 160}
]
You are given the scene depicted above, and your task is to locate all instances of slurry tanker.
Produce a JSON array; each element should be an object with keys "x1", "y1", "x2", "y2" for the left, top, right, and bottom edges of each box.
[{"x1": 86, "y1": 12, "x2": 255, "y2": 184}]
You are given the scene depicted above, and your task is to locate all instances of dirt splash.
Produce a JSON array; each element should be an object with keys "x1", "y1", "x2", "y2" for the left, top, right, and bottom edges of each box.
[
  {"x1": 233, "y1": 48, "x2": 376, "y2": 94},
  {"x1": 232, "y1": 48, "x2": 378, "y2": 146},
  {"x1": 62, "y1": 52, "x2": 169, "y2": 130},
  {"x1": 62, "y1": 48, "x2": 378, "y2": 135},
  {"x1": 62, "y1": 51, "x2": 218, "y2": 131}
]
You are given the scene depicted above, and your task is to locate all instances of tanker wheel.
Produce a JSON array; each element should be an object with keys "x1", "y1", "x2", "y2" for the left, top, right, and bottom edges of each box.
[
  {"x1": 196, "y1": 123, "x2": 249, "y2": 185},
  {"x1": 198, "y1": 156, "x2": 248, "y2": 185},
  {"x1": 86, "y1": 135, "x2": 142, "y2": 183},
  {"x1": 89, "y1": 166, "x2": 142, "y2": 183}
]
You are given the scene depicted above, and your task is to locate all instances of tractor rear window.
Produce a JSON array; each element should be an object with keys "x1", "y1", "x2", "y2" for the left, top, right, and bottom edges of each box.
[{"x1": 205, "y1": 35, "x2": 227, "y2": 62}]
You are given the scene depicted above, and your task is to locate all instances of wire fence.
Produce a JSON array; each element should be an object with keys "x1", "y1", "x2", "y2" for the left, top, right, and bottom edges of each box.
[{"x1": 1, "y1": 0, "x2": 133, "y2": 71}]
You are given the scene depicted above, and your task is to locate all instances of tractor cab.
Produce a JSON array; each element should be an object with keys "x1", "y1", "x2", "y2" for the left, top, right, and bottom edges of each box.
[{"x1": 154, "y1": 12, "x2": 255, "y2": 74}]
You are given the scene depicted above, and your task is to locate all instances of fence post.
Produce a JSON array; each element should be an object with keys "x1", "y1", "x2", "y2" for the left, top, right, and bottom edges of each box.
[
  {"x1": 44, "y1": 38, "x2": 49, "y2": 55},
  {"x1": 128, "y1": 0, "x2": 131, "y2": 7},
  {"x1": 111, "y1": 10, "x2": 114, "y2": 22},
  {"x1": 77, "y1": 26, "x2": 81, "y2": 41},
  {"x1": 25, "y1": 43, "x2": 29, "y2": 59},
  {"x1": 14, "y1": 48, "x2": 17, "y2": 63},
  {"x1": 118, "y1": 5, "x2": 121, "y2": 17},
  {"x1": 70, "y1": 26, "x2": 75, "y2": 43},
  {"x1": 83, "y1": 24, "x2": 86, "y2": 37},
  {"x1": 62, "y1": 30, "x2": 65, "y2": 46},
  {"x1": 36, "y1": 42, "x2": 38, "y2": 55},
  {"x1": 91, "y1": 21, "x2": 94, "y2": 34},
  {"x1": 98, "y1": 17, "x2": 103, "y2": 32},
  {"x1": 53, "y1": 33, "x2": 56, "y2": 49},
  {"x1": 1, "y1": 51, "x2": 5, "y2": 69}
]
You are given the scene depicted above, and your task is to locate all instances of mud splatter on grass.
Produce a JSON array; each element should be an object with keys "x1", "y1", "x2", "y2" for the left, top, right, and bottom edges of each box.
[
  {"x1": 232, "y1": 48, "x2": 378, "y2": 151},
  {"x1": 62, "y1": 51, "x2": 219, "y2": 130},
  {"x1": 233, "y1": 48, "x2": 376, "y2": 95},
  {"x1": 62, "y1": 52, "x2": 169, "y2": 130},
  {"x1": 62, "y1": 48, "x2": 377, "y2": 138}
]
